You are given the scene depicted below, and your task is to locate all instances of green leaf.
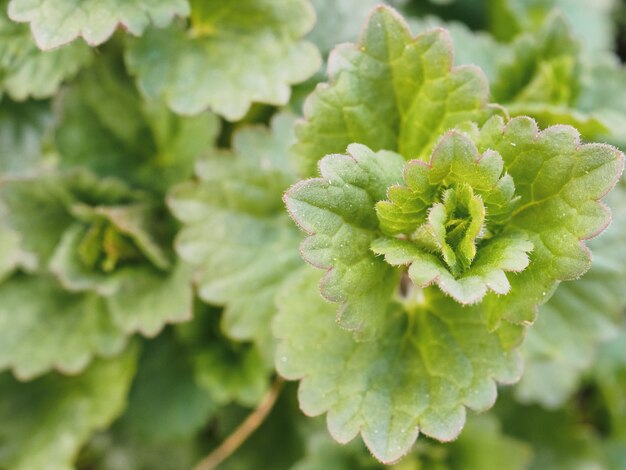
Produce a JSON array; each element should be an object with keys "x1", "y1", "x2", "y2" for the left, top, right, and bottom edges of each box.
[
  {"x1": 517, "y1": 180, "x2": 626, "y2": 407},
  {"x1": 274, "y1": 267, "x2": 523, "y2": 464},
  {"x1": 7, "y1": 0, "x2": 190, "y2": 50},
  {"x1": 0, "y1": 275, "x2": 126, "y2": 379},
  {"x1": 0, "y1": 347, "x2": 137, "y2": 470},
  {"x1": 120, "y1": 334, "x2": 216, "y2": 442},
  {"x1": 285, "y1": 144, "x2": 405, "y2": 339},
  {"x1": 475, "y1": 115, "x2": 624, "y2": 325},
  {"x1": 491, "y1": 13, "x2": 579, "y2": 106},
  {"x1": 487, "y1": 0, "x2": 617, "y2": 55},
  {"x1": 0, "y1": 99, "x2": 53, "y2": 177},
  {"x1": 306, "y1": 0, "x2": 382, "y2": 56},
  {"x1": 168, "y1": 113, "x2": 303, "y2": 356},
  {"x1": 55, "y1": 51, "x2": 220, "y2": 193},
  {"x1": 0, "y1": 2, "x2": 92, "y2": 100},
  {"x1": 125, "y1": 0, "x2": 321, "y2": 120},
  {"x1": 293, "y1": 5, "x2": 490, "y2": 177}
]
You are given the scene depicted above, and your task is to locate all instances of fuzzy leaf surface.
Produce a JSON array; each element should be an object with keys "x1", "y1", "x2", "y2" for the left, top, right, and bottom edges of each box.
[
  {"x1": 516, "y1": 180, "x2": 626, "y2": 407},
  {"x1": 0, "y1": 347, "x2": 137, "y2": 470},
  {"x1": 169, "y1": 114, "x2": 303, "y2": 356},
  {"x1": 274, "y1": 268, "x2": 523, "y2": 464},
  {"x1": 8, "y1": 0, "x2": 189, "y2": 49},
  {"x1": 126, "y1": 0, "x2": 320, "y2": 120},
  {"x1": 294, "y1": 5, "x2": 490, "y2": 177},
  {"x1": 475, "y1": 115, "x2": 624, "y2": 325},
  {"x1": 285, "y1": 144, "x2": 405, "y2": 339}
]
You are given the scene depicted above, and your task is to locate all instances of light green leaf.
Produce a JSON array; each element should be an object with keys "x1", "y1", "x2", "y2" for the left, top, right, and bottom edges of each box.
[
  {"x1": 125, "y1": 0, "x2": 321, "y2": 120},
  {"x1": 475, "y1": 115, "x2": 624, "y2": 325},
  {"x1": 285, "y1": 144, "x2": 405, "y2": 339},
  {"x1": 0, "y1": 224, "x2": 20, "y2": 282},
  {"x1": 274, "y1": 267, "x2": 523, "y2": 464},
  {"x1": 293, "y1": 5, "x2": 490, "y2": 177},
  {"x1": 0, "y1": 275, "x2": 126, "y2": 379},
  {"x1": 407, "y1": 16, "x2": 509, "y2": 82},
  {"x1": 168, "y1": 113, "x2": 303, "y2": 356},
  {"x1": 55, "y1": 52, "x2": 220, "y2": 193},
  {"x1": 105, "y1": 261, "x2": 193, "y2": 337},
  {"x1": 0, "y1": 1, "x2": 92, "y2": 99},
  {"x1": 7, "y1": 0, "x2": 190, "y2": 50},
  {"x1": 0, "y1": 347, "x2": 137, "y2": 470},
  {"x1": 516, "y1": 180, "x2": 626, "y2": 407}
]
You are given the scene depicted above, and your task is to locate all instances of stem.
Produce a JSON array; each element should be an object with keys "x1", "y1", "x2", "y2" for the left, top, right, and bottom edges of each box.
[{"x1": 194, "y1": 376, "x2": 284, "y2": 470}]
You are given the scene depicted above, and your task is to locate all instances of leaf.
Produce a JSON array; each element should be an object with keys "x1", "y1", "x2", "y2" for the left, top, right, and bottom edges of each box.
[
  {"x1": 7, "y1": 0, "x2": 190, "y2": 50},
  {"x1": 285, "y1": 144, "x2": 404, "y2": 339},
  {"x1": 168, "y1": 113, "x2": 303, "y2": 356},
  {"x1": 487, "y1": 0, "x2": 617, "y2": 55},
  {"x1": 274, "y1": 267, "x2": 523, "y2": 464},
  {"x1": 0, "y1": 1, "x2": 92, "y2": 100},
  {"x1": 105, "y1": 261, "x2": 193, "y2": 337},
  {"x1": 0, "y1": 275, "x2": 126, "y2": 379},
  {"x1": 517, "y1": 180, "x2": 626, "y2": 407},
  {"x1": 0, "y1": 346, "x2": 137, "y2": 470},
  {"x1": 0, "y1": 99, "x2": 53, "y2": 177},
  {"x1": 306, "y1": 0, "x2": 382, "y2": 56},
  {"x1": 475, "y1": 115, "x2": 624, "y2": 325},
  {"x1": 120, "y1": 334, "x2": 216, "y2": 442},
  {"x1": 293, "y1": 5, "x2": 490, "y2": 177},
  {"x1": 175, "y1": 302, "x2": 271, "y2": 407},
  {"x1": 55, "y1": 50, "x2": 220, "y2": 193},
  {"x1": 125, "y1": 0, "x2": 321, "y2": 120}
]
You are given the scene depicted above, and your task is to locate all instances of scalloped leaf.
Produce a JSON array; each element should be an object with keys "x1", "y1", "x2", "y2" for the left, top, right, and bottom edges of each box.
[
  {"x1": 0, "y1": 2, "x2": 92, "y2": 100},
  {"x1": 0, "y1": 275, "x2": 126, "y2": 379},
  {"x1": 284, "y1": 144, "x2": 405, "y2": 340},
  {"x1": 476, "y1": 115, "x2": 624, "y2": 326},
  {"x1": 7, "y1": 0, "x2": 189, "y2": 50},
  {"x1": 293, "y1": 5, "x2": 490, "y2": 177},
  {"x1": 516, "y1": 179, "x2": 626, "y2": 407},
  {"x1": 125, "y1": 0, "x2": 321, "y2": 120},
  {"x1": 55, "y1": 52, "x2": 220, "y2": 193},
  {"x1": 274, "y1": 267, "x2": 523, "y2": 464},
  {"x1": 0, "y1": 346, "x2": 137, "y2": 470},
  {"x1": 168, "y1": 113, "x2": 303, "y2": 357}
]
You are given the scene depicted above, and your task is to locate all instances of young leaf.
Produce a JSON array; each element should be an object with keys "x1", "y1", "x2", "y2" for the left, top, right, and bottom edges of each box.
[
  {"x1": 274, "y1": 267, "x2": 523, "y2": 464},
  {"x1": 7, "y1": 0, "x2": 190, "y2": 50},
  {"x1": 168, "y1": 113, "x2": 303, "y2": 357},
  {"x1": 284, "y1": 144, "x2": 404, "y2": 340},
  {"x1": 126, "y1": 0, "x2": 321, "y2": 120},
  {"x1": 476, "y1": 115, "x2": 624, "y2": 325},
  {"x1": 0, "y1": 347, "x2": 137, "y2": 470},
  {"x1": 293, "y1": 5, "x2": 490, "y2": 177}
]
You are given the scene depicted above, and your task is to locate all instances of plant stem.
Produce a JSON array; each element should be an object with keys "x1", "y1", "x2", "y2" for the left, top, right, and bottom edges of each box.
[{"x1": 194, "y1": 376, "x2": 284, "y2": 470}]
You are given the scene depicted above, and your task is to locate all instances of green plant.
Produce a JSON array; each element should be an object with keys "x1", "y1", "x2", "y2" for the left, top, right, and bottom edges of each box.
[{"x1": 1, "y1": 1, "x2": 626, "y2": 469}]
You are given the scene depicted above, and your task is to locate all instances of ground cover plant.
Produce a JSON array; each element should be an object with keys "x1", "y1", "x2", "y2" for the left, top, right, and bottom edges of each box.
[{"x1": 1, "y1": 0, "x2": 626, "y2": 469}]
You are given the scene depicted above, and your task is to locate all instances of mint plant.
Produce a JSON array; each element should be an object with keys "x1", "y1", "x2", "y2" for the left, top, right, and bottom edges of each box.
[{"x1": 1, "y1": 1, "x2": 626, "y2": 469}]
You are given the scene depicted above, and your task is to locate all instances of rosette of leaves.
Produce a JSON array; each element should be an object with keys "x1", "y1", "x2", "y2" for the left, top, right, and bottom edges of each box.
[
  {"x1": 0, "y1": 169, "x2": 192, "y2": 378},
  {"x1": 277, "y1": 5, "x2": 624, "y2": 463}
]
